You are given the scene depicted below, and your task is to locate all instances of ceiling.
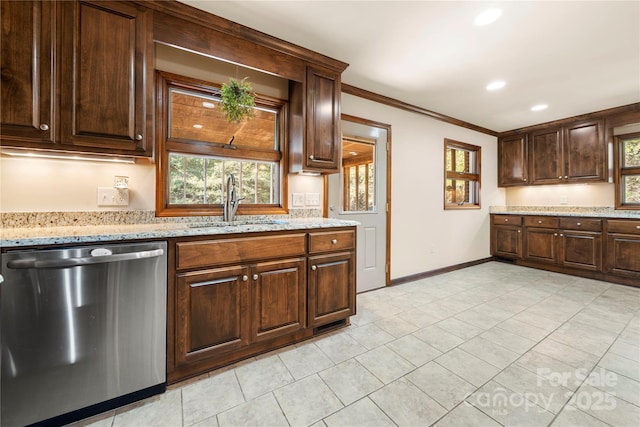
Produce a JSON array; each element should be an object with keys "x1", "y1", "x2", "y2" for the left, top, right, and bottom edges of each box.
[{"x1": 179, "y1": 1, "x2": 640, "y2": 133}]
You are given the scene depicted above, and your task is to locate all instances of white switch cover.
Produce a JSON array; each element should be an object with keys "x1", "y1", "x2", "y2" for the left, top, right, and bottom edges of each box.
[
  {"x1": 305, "y1": 192, "x2": 320, "y2": 206},
  {"x1": 292, "y1": 193, "x2": 305, "y2": 207},
  {"x1": 97, "y1": 187, "x2": 129, "y2": 206},
  {"x1": 560, "y1": 195, "x2": 568, "y2": 205}
]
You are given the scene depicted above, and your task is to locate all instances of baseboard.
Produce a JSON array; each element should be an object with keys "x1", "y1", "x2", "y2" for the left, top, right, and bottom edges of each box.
[{"x1": 389, "y1": 257, "x2": 495, "y2": 286}]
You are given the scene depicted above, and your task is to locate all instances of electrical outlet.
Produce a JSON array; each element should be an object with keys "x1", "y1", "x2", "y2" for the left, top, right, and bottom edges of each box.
[
  {"x1": 305, "y1": 192, "x2": 320, "y2": 206},
  {"x1": 292, "y1": 193, "x2": 305, "y2": 207},
  {"x1": 560, "y1": 195, "x2": 568, "y2": 205},
  {"x1": 97, "y1": 187, "x2": 129, "y2": 206}
]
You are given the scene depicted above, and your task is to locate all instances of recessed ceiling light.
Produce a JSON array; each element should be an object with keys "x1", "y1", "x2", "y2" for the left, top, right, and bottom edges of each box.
[
  {"x1": 193, "y1": 124, "x2": 203, "y2": 129},
  {"x1": 202, "y1": 101, "x2": 215, "y2": 109},
  {"x1": 531, "y1": 104, "x2": 548, "y2": 112},
  {"x1": 474, "y1": 8, "x2": 502, "y2": 26},
  {"x1": 486, "y1": 80, "x2": 506, "y2": 91}
]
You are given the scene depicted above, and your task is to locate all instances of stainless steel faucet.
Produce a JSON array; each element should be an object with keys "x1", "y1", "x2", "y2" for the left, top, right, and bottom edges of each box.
[{"x1": 223, "y1": 173, "x2": 244, "y2": 222}]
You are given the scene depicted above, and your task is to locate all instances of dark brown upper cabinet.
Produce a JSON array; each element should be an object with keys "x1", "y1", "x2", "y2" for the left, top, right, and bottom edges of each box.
[
  {"x1": 0, "y1": 1, "x2": 153, "y2": 157},
  {"x1": 1, "y1": 0, "x2": 55, "y2": 145},
  {"x1": 498, "y1": 118, "x2": 606, "y2": 187},
  {"x1": 498, "y1": 133, "x2": 528, "y2": 186},
  {"x1": 529, "y1": 127, "x2": 564, "y2": 185},
  {"x1": 289, "y1": 66, "x2": 341, "y2": 173}
]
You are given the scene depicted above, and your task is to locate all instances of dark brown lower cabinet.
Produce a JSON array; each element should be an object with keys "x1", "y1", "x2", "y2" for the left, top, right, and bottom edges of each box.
[
  {"x1": 491, "y1": 215, "x2": 523, "y2": 259},
  {"x1": 168, "y1": 227, "x2": 356, "y2": 384},
  {"x1": 308, "y1": 252, "x2": 355, "y2": 328},
  {"x1": 252, "y1": 258, "x2": 307, "y2": 342},
  {"x1": 491, "y1": 214, "x2": 637, "y2": 287}
]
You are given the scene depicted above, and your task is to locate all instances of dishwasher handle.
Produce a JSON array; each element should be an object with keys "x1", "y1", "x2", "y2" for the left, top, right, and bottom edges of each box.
[{"x1": 6, "y1": 248, "x2": 165, "y2": 269}]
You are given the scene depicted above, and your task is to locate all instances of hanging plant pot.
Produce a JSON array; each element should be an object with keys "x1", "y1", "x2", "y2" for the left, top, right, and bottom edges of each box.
[{"x1": 220, "y1": 77, "x2": 256, "y2": 123}]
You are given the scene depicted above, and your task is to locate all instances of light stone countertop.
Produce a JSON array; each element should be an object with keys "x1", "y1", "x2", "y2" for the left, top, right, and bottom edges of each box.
[
  {"x1": 0, "y1": 218, "x2": 359, "y2": 248},
  {"x1": 490, "y1": 206, "x2": 640, "y2": 219}
]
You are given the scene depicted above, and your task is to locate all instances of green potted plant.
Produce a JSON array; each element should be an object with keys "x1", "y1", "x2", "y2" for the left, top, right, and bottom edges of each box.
[{"x1": 220, "y1": 77, "x2": 256, "y2": 123}]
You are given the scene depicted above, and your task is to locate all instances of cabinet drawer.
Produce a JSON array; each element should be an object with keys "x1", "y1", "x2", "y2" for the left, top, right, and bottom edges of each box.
[
  {"x1": 493, "y1": 215, "x2": 522, "y2": 225},
  {"x1": 176, "y1": 233, "x2": 306, "y2": 270},
  {"x1": 524, "y1": 216, "x2": 559, "y2": 228},
  {"x1": 559, "y1": 218, "x2": 602, "y2": 232},
  {"x1": 309, "y1": 230, "x2": 355, "y2": 254},
  {"x1": 608, "y1": 220, "x2": 640, "y2": 235}
]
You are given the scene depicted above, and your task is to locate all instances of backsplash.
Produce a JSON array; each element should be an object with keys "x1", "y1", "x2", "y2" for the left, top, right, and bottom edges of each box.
[{"x1": 0, "y1": 208, "x2": 322, "y2": 229}]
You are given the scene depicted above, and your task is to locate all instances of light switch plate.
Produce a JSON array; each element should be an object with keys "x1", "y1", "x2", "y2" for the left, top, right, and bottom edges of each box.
[
  {"x1": 292, "y1": 193, "x2": 305, "y2": 207},
  {"x1": 305, "y1": 192, "x2": 320, "y2": 206},
  {"x1": 97, "y1": 187, "x2": 129, "y2": 206}
]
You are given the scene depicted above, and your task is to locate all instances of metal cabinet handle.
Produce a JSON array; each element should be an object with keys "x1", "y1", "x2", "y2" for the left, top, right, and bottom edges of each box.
[
  {"x1": 253, "y1": 274, "x2": 259, "y2": 280},
  {"x1": 558, "y1": 176, "x2": 563, "y2": 179},
  {"x1": 6, "y1": 249, "x2": 164, "y2": 269},
  {"x1": 331, "y1": 239, "x2": 338, "y2": 244},
  {"x1": 242, "y1": 275, "x2": 248, "y2": 281},
  {"x1": 309, "y1": 155, "x2": 315, "y2": 160},
  {"x1": 39, "y1": 123, "x2": 49, "y2": 131},
  {"x1": 311, "y1": 265, "x2": 317, "y2": 271},
  {"x1": 576, "y1": 222, "x2": 581, "y2": 226},
  {"x1": 636, "y1": 226, "x2": 640, "y2": 230},
  {"x1": 538, "y1": 220, "x2": 543, "y2": 224},
  {"x1": 560, "y1": 234, "x2": 564, "y2": 237},
  {"x1": 504, "y1": 218, "x2": 509, "y2": 222},
  {"x1": 517, "y1": 230, "x2": 521, "y2": 233},
  {"x1": 564, "y1": 176, "x2": 568, "y2": 179},
  {"x1": 554, "y1": 233, "x2": 558, "y2": 236},
  {"x1": 523, "y1": 178, "x2": 527, "y2": 182},
  {"x1": 135, "y1": 134, "x2": 143, "y2": 141}
]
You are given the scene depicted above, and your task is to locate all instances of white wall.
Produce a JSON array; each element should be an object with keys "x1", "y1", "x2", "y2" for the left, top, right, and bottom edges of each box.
[{"x1": 341, "y1": 94, "x2": 504, "y2": 281}]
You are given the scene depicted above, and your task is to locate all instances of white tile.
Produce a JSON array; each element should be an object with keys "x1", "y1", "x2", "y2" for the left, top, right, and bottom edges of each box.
[
  {"x1": 279, "y1": 343, "x2": 334, "y2": 380},
  {"x1": 217, "y1": 393, "x2": 287, "y2": 427},
  {"x1": 459, "y1": 336, "x2": 520, "y2": 369},
  {"x1": 435, "y1": 348, "x2": 501, "y2": 387},
  {"x1": 355, "y1": 345, "x2": 415, "y2": 384},
  {"x1": 181, "y1": 371, "x2": 245, "y2": 426},
  {"x1": 274, "y1": 375, "x2": 343, "y2": 426},
  {"x1": 386, "y1": 334, "x2": 442, "y2": 366},
  {"x1": 370, "y1": 377, "x2": 447, "y2": 426},
  {"x1": 315, "y1": 332, "x2": 368, "y2": 364},
  {"x1": 113, "y1": 389, "x2": 182, "y2": 427},
  {"x1": 412, "y1": 325, "x2": 465, "y2": 352},
  {"x1": 234, "y1": 355, "x2": 294, "y2": 399},
  {"x1": 323, "y1": 397, "x2": 395, "y2": 427},
  {"x1": 433, "y1": 401, "x2": 501, "y2": 427},
  {"x1": 346, "y1": 322, "x2": 395, "y2": 350},
  {"x1": 318, "y1": 359, "x2": 383, "y2": 405},
  {"x1": 407, "y1": 361, "x2": 477, "y2": 410}
]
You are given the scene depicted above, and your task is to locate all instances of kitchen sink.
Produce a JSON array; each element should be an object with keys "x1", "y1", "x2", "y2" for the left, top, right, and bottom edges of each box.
[{"x1": 187, "y1": 219, "x2": 288, "y2": 228}]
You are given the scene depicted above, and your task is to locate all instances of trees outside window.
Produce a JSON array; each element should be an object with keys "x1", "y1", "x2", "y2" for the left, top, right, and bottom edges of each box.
[
  {"x1": 615, "y1": 132, "x2": 640, "y2": 209},
  {"x1": 444, "y1": 139, "x2": 481, "y2": 210}
]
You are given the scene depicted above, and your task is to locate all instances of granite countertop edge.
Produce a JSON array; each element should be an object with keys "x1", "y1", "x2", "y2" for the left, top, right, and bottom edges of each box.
[
  {"x1": 490, "y1": 206, "x2": 640, "y2": 219},
  {"x1": 1, "y1": 218, "x2": 360, "y2": 248}
]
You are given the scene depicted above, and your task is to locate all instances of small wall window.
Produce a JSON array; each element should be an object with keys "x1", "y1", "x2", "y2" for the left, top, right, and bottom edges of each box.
[
  {"x1": 156, "y1": 72, "x2": 286, "y2": 216},
  {"x1": 615, "y1": 132, "x2": 640, "y2": 209},
  {"x1": 444, "y1": 139, "x2": 481, "y2": 209}
]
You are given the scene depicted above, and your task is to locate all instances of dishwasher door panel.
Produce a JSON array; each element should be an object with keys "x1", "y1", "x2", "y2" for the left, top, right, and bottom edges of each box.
[{"x1": 1, "y1": 242, "x2": 167, "y2": 427}]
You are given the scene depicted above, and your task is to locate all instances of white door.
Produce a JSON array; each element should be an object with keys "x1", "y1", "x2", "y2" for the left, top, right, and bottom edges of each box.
[{"x1": 327, "y1": 118, "x2": 388, "y2": 292}]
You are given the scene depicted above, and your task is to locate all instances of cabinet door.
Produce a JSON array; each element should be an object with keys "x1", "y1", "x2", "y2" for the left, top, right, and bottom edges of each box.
[
  {"x1": 251, "y1": 258, "x2": 306, "y2": 342},
  {"x1": 529, "y1": 128, "x2": 563, "y2": 185},
  {"x1": 606, "y1": 234, "x2": 640, "y2": 278},
  {"x1": 524, "y1": 228, "x2": 558, "y2": 264},
  {"x1": 498, "y1": 134, "x2": 528, "y2": 186},
  {"x1": 308, "y1": 252, "x2": 355, "y2": 327},
  {"x1": 0, "y1": 0, "x2": 54, "y2": 145},
  {"x1": 58, "y1": 1, "x2": 151, "y2": 155},
  {"x1": 175, "y1": 266, "x2": 250, "y2": 365},
  {"x1": 560, "y1": 231, "x2": 602, "y2": 271},
  {"x1": 305, "y1": 67, "x2": 340, "y2": 171},
  {"x1": 491, "y1": 225, "x2": 522, "y2": 259},
  {"x1": 564, "y1": 120, "x2": 605, "y2": 182}
]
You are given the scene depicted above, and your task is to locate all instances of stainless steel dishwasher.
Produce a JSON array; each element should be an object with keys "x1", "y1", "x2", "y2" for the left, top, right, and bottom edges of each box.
[{"x1": 1, "y1": 241, "x2": 167, "y2": 427}]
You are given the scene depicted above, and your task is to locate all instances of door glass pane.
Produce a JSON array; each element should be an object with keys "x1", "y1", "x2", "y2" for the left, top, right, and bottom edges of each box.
[
  {"x1": 342, "y1": 137, "x2": 375, "y2": 212},
  {"x1": 623, "y1": 137, "x2": 640, "y2": 168},
  {"x1": 623, "y1": 175, "x2": 640, "y2": 204}
]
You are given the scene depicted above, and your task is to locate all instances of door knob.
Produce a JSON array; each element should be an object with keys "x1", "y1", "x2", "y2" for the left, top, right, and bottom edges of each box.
[
  {"x1": 242, "y1": 275, "x2": 248, "y2": 281},
  {"x1": 39, "y1": 123, "x2": 49, "y2": 131},
  {"x1": 309, "y1": 155, "x2": 315, "y2": 160},
  {"x1": 331, "y1": 239, "x2": 337, "y2": 244},
  {"x1": 311, "y1": 265, "x2": 317, "y2": 271},
  {"x1": 135, "y1": 134, "x2": 143, "y2": 141},
  {"x1": 253, "y1": 274, "x2": 258, "y2": 280}
]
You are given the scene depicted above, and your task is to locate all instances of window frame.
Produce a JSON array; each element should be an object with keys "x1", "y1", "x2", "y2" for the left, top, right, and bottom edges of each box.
[
  {"x1": 155, "y1": 71, "x2": 288, "y2": 217},
  {"x1": 444, "y1": 138, "x2": 481, "y2": 210},
  {"x1": 614, "y1": 131, "x2": 640, "y2": 210},
  {"x1": 341, "y1": 136, "x2": 376, "y2": 213}
]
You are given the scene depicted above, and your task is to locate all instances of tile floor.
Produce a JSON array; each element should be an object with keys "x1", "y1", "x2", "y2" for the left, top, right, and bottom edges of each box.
[{"x1": 76, "y1": 262, "x2": 640, "y2": 427}]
